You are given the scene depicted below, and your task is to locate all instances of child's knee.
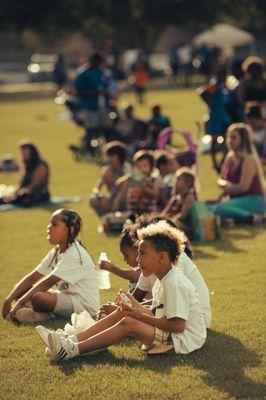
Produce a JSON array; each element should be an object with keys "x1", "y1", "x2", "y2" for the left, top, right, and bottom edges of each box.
[
  {"x1": 31, "y1": 292, "x2": 47, "y2": 310},
  {"x1": 119, "y1": 316, "x2": 135, "y2": 333}
]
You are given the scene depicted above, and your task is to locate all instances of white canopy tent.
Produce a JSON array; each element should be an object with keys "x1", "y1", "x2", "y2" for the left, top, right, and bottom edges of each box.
[{"x1": 193, "y1": 23, "x2": 254, "y2": 47}]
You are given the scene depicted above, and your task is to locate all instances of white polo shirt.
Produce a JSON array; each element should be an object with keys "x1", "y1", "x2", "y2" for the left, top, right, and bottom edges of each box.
[
  {"x1": 152, "y1": 268, "x2": 206, "y2": 354},
  {"x1": 136, "y1": 252, "x2": 212, "y2": 328},
  {"x1": 35, "y1": 240, "x2": 100, "y2": 316}
]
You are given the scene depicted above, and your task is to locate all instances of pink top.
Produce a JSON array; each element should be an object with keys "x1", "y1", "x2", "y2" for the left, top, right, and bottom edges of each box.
[{"x1": 224, "y1": 157, "x2": 263, "y2": 196}]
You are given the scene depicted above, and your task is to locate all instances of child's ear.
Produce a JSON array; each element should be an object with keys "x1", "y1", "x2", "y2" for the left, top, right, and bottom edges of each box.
[
  {"x1": 161, "y1": 251, "x2": 169, "y2": 264},
  {"x1": 69, "y1": 226, "x2": 75, "y2": 237}
]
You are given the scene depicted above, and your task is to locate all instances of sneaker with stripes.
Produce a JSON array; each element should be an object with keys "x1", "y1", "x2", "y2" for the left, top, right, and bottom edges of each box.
[{"x1": 48, "y1": 332, "x2": 79, "y2": 361}]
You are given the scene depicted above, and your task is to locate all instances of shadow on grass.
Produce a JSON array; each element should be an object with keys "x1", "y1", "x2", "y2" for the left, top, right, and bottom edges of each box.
[
  {"x1": 193, "y1": 226, "x2": 261, "y2": 260},
  {"x1": 57, "y1": 330, "x2": 265, "y2": 399}
]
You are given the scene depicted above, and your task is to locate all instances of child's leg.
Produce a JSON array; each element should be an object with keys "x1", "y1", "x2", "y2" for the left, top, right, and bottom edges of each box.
[
  {"x1": 31, "y1": 292, "x2": 57, "y2": 312},
  {"x1": 14, "y1": 308, "x2": 52, "y2": 323},
  {"x1": 77, "y1": 308, "x2": 124, "y2": 342},
  {"x1": 78, "y1": 316, "x2": 155, "y2": 354}
]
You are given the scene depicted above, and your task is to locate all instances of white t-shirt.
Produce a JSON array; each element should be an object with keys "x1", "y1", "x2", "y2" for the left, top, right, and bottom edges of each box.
[
  {"x1": 152, "y1": 268, "x2": 206, "y2": 354},
  {"x1": 35, "y1": 240, "x2": 100, "y2": 315},
  {"x1": 136, "y1": 252, "x2": 212, "y2": 328}
]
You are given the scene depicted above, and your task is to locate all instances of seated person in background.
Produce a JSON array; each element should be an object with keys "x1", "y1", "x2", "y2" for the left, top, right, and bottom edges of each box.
[
  {"x1": 113, "y1": 150, "x2": 159, "y2": 215},
  {"x1": 214, "y1": 123, "x2": 266, "y2": 223},
  {"x1": 90, "y1": 141, "x2": 129, "y2": 215},
  {"x1": 246, "y1": 104, "x2": 266, "y2": 164},
  {"x1": 161, "y1": 153, "x2": 180, "y2": 201},
  {"x1": 163, "y1": 168, "x2": 197, "y2": 236},
  {"x1": 116, "y1": 104, "x2": 148, "y2": 154},
  {"x1": 155, "y1": 153, "x2": 171, "y2": 208},
  {"x1": 2, "y1": 209, "x2": 100, "y2": 323},
  {"x1": 237, "y1": 56, "x2": 266, "y2": 119},
  {"x1": 0, "y1": 141, "x2": 50, "y2": 207},
  {"x1": 147, "y1": 104, "x2": 171, "y2": 148}
]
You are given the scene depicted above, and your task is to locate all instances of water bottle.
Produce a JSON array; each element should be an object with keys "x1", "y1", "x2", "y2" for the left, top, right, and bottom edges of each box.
[{"x1": 97, "y1": 252, "x2": 111, "y2": 290}]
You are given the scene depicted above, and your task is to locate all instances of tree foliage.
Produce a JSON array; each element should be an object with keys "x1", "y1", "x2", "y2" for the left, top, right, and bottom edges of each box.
[{"x1": 1, "y1": 0, "x2": 265, "y2": 47}]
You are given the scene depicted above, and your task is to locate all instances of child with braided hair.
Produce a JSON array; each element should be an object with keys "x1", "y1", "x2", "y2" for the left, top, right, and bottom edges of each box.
[{"x1": 2, "y1": 208, "x2": 100, "y2": 323}]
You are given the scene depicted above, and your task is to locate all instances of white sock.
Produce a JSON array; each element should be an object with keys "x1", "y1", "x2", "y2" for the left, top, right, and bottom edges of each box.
[
  {"x1": 69, "y1": 334, "x2": 78, "y2": 343},
  {"x1": 72, "y1": 342, "x2": 80, "y2": 357}
]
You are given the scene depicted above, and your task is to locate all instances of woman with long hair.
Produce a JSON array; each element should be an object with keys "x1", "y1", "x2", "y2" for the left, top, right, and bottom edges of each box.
[
  {"x1": 214, "y1": 123, "x2": 266, "y2": 223},
  {"x1": 1, "y1": 141, "x2": 50, "y2": 207}
]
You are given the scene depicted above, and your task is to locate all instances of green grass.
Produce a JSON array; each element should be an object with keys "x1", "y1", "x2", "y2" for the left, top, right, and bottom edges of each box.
[{"x1": 0, "y1": 90, "x2": 265, "y2": 400}]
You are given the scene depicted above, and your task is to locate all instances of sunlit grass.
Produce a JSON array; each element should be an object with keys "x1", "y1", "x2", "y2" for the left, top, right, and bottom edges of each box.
[{"x1": 0, "y1": 90, "x2": 265, "y2": 400}]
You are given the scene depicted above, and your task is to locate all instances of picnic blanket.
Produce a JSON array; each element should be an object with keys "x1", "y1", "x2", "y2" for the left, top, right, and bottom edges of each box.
[{"x1": 0, "y1": 196, "x2": 80, "y2": 212}]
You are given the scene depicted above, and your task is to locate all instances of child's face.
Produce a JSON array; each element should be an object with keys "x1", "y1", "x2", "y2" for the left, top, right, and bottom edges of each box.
[
  {"x1": 175, "y1": 175, "x2": 187, "y2": 193},
  {"x1": 168, "y1": 157, "x2": 178, "y2": 174},
  {"x1": 136, "y1": 159, "x2": 152, "y2": 175},
  {"x1": 121, "y1": 245, "x2": 138, "y2": 267},
  {"x1": 137, "y1": 239, "x2": 161, "y2": 277},
  {"x1": 159, "y1": 161, "x2": 170, "y2": 176},
  {"x1": 107, "y1": 154, "x2": 120, "y2": 169},
  {"x1": 47, "y1": 212, "x2": 68, "y2": 246}
]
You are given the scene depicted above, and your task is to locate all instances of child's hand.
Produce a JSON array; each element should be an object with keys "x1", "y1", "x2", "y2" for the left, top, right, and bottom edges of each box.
[
  {"x1": 2, "y1": 298, "x2": 12, "y2": 319},
  {"x1": 9, "y1": 301, "x2": 23, "y2": 321},
  {"x1": 99, "y1": 302, "x2": 118, "y2": 316},
  {"x1": 119, "y1": 302, "x2": 142, "y2": 320},
  {"x1": 100, "y1": 261, "x2": 114, "y2": 271},
  {"x1": 117, "y1": 289, "x2": 142, "y2": 311}
]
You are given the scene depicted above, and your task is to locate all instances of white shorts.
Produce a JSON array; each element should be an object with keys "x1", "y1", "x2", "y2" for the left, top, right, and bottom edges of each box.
[{"x1": 51, "y1": 291, "x2": 74, "y2": 319}]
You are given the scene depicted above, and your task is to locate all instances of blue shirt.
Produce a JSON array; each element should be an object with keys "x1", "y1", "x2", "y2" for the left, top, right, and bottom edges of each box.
[{"x1": 75, "y1": 66, "x2": 105, "y2": 111}]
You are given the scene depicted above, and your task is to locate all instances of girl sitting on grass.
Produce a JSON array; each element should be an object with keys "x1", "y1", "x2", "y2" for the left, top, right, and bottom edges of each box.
[
  {"x1": 163, "y1": 168, "x2": 197, "y2": 237},
  {"x1": 98, "y1": 226, "x2": 153, "y2": 319},
  {"x1": 2, "y1": 209, "x2": 99, "y2": 323},
  {"x1": 99, "y1": 227, "x2": 141, "y2": 293},
  {"x1": 38, "y1": 220, "x2": 206, "y2": 361}
]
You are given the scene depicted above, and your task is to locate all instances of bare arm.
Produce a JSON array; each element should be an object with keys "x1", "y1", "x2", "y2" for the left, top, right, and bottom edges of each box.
[
  {"x1": 163, "y1": 195, "x2": 176, "y2": 215},
  {"x1": 220, "y1": 154, "x2": 231, "y2": 179},
  {"x1": 14, "y1": 275, "x2": 60, "y2": 307},
  {"x1": 141, "y1": 178, "x2": 159, "y2": 198},
  {"x1": 176, "y1": 194, "x2": 195, "y2": 221},
  {"x1": 100, "y1": 261, "x2": 141, "y2": 282},
  {"x1": 111, "y1": 180, "x2": 128, "y2": 212},
  {"x1": 132, "y1": 287, "x2": 148, "y2": 302},
  {"x1": 2, "y1": 271, "x2": 43, "y2": 318},
  {"x1": 121, "y1": 303, "x2": 185, "y2": 333}
]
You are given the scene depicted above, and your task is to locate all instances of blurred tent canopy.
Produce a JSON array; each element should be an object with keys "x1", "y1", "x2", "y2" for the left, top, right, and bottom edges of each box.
[{"x1": 193, "y1": 23, "x2": 255, "y2": 47}]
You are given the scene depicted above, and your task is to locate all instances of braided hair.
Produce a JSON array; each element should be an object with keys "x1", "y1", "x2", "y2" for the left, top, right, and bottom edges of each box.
[{"x1": 58, "y1": 208, "x2": 84, "y2": 265}]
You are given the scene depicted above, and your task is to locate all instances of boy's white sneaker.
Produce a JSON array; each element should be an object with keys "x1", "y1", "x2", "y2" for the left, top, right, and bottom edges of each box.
[
  {"x1": 48, "y1": 332, "x2": 79, "y2": 361},
  {"x1": 35, "y1": 325, "x2": 77, "y2": 347}
]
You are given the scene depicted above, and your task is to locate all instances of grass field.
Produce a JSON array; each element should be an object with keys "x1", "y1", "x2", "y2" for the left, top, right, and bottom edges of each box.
[{"x1": 0, "y1": 89, "x2": 265, "y2": 400}]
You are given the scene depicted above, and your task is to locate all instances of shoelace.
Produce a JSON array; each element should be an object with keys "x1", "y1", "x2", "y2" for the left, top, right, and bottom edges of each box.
[
  {"x1": 55, "y1": 328, "x2": 69, "y2": 338},
  {"x1": 58, "y1": 337, "x2": 75, "y2": 359}
]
